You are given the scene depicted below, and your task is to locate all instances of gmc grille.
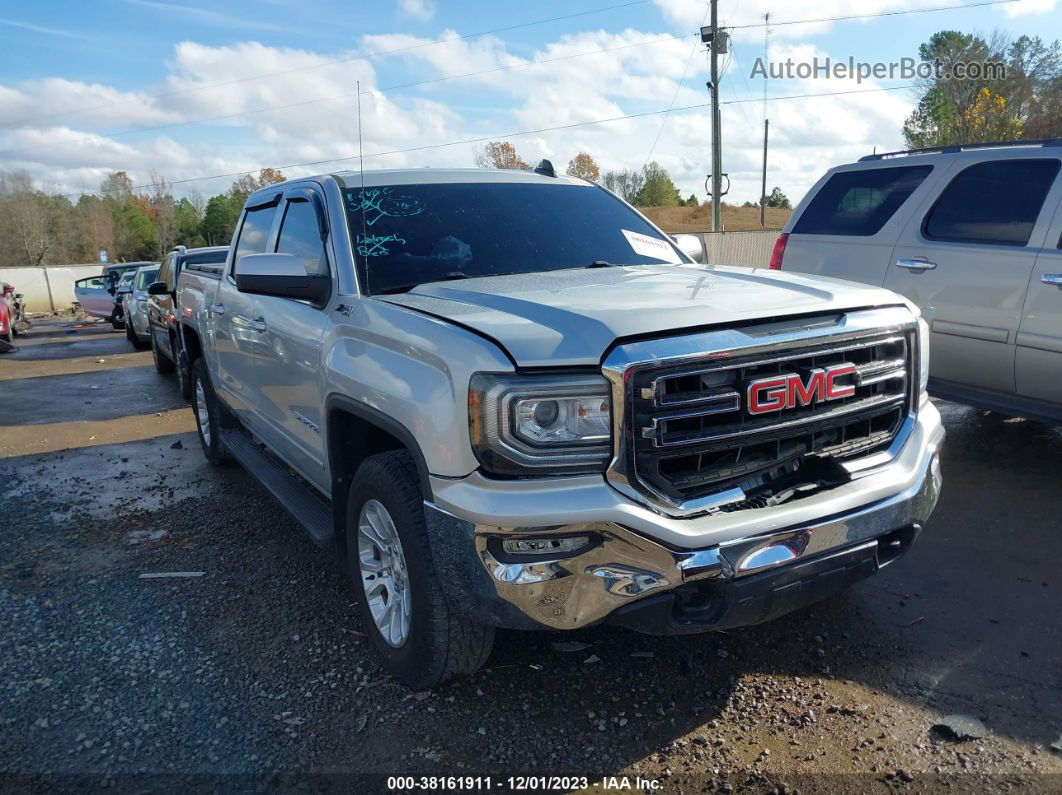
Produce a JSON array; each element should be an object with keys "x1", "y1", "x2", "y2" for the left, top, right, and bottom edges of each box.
[{"x1": 622, "y1": 333, "x2": 913, "y2": 508}]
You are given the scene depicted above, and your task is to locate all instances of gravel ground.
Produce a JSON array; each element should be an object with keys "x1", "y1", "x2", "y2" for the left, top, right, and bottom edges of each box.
[{"x1": 1, "y1": 319, "x2": 1060, "y2": 792}]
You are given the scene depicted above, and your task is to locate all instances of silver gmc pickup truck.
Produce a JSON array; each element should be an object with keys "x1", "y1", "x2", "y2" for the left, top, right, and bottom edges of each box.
[{"x1": 177, "y1": 166, "x2": 944, "y2": 688}]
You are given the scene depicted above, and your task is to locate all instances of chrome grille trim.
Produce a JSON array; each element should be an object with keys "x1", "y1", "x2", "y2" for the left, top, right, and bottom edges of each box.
[{"x1": 602, "y1": 307, "x2": 920, "y2": 517}]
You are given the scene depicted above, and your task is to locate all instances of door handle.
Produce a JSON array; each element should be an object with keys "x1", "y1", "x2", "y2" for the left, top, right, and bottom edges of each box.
[
  {"x1": 1041, "y1": 273, "x2": 1062, "y2": 286},
  {"x1": 249, "y1": 317, "x2": 268, "y2": 333},
  {"x1": 896, "y1": 258, "x2": 938, "y2": 271},
  {"x1": 209, "y1": 303, "x2": 226, "y2": 315}
]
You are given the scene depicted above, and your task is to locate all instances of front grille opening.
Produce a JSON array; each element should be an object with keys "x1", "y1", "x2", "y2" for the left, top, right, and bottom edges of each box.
[{"x1": 627, "y1": 330, "x2": 914, "y2": 509}]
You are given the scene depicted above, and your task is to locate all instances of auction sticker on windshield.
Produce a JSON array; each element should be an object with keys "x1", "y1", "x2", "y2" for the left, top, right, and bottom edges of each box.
[{"x1": 621, "y1": 229, "x2": 680, "y2": 264}]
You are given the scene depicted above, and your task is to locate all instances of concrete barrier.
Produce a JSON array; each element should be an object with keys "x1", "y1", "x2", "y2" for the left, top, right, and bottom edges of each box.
[{"x1": 0, "y1": 265, "x2": 103, "y2": 313}]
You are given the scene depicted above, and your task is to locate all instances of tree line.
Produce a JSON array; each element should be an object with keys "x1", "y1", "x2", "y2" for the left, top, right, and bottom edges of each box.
[{"x1": 0, "y1": 167, "x2": 287, "y2": 268}]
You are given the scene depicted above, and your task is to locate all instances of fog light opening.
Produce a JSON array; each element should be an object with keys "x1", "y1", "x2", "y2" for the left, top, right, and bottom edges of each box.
[{"x1": 489, "y1": 533, "x2": 602, "y2": 564}]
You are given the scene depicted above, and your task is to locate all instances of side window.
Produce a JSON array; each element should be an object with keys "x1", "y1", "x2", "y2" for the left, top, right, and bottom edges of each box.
[
  {"x1": 158, "y1": 255, "x2": 173, "y2": 290},
  {"x1": 275, "y1": 198, "x2": 329, "y2": 277},
  {"x1": 793, "y1": 165, "x2": 933, "y2": 236},
  {"x1": 233, "y1": 203, "x2": 279, "y2": 272},
  {"x1": 924, "y1": 158, "x2": 1061, "y2": 246}
]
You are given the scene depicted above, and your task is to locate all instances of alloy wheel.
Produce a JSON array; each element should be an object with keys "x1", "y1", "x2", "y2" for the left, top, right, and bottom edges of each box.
[{"x1": 357, "y1": 499, "x2": 412, "y2": 648}]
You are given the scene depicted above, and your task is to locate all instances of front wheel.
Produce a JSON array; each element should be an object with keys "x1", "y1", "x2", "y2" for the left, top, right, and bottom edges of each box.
[
  {"x1": 347, "y1": 451, "x2": 494, "y2": 688},
  {"x1": 175, "y1": 346, "x2": 192, "y2": 401},
  {"x1": 190, "y1": 357, "x2": 231, "y2": 466}
]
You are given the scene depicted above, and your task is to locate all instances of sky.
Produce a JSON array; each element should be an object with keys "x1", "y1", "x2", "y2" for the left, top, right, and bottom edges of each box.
[{"x1": 0, "y1": 0, "x2": 1059, "y2": 206}]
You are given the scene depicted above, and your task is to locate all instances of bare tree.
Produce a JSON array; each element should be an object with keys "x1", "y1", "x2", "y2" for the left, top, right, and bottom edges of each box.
[
  {"x1": 187, "y1": 187, "x2": 207, "y2": 221},
  {"x1": 0, "y1": 172, "x2": 55, "y2": 266},
  {"x1": 148, "y1": 170, "x2": 177, "y2": 260},
  {"x1": 602, "y1": 168, "x2": 645, "y2": 204}
]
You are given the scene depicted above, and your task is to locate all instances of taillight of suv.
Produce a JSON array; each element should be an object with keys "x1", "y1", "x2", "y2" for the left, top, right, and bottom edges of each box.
[{"x1": 769, "y1": 232, "x2": 789, "y2": 270}]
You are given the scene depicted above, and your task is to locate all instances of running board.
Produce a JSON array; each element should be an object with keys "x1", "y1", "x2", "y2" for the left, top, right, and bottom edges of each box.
[{"x1": 221, "y1": 428, "x2": 334, "y2": 547}]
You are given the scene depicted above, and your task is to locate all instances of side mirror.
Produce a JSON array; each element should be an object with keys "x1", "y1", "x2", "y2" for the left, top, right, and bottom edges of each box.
[
  {"x1": 14, "y1": 293, "x2": 22, "y2": 299},
  {"x1": 117, "y1": 285, "x2": 132, "y2": 295},
  {"x1": 147, "y1": 281, "x2": 169, "y2": 296},
  {"x1": 234, "y1": 253, "x2": 331, "y2": 305},
  {"x1": 672, "y1": 234, "x2": 704, "y2": 263}
]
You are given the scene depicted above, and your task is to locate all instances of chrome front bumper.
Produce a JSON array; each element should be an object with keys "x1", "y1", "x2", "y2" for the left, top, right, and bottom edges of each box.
[{"x1": 424, "y1": 401, "x2": 944, "y2": 632}]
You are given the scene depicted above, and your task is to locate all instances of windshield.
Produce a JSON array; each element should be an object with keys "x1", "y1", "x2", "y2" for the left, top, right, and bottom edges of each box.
[
  {"x1": 135, "y1": 269, "x2": 158, "y2": 291},
  {"x1": 342, "y1": 181, "x2": 686, "y2": 294}
]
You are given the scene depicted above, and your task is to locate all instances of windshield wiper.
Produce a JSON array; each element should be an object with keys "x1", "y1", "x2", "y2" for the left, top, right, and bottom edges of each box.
[
  {"x1": 373, "y1": 272, "x2": 470, "y2": 296},
  {"x1": 587, "y1": 260, "x2": 612, "y2": 268}
]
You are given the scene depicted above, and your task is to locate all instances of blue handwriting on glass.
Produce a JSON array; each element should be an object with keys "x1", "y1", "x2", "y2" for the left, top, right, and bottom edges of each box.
[
  {"x1": 347, "y1": 188, "x2": 425, "y2": 226},
  {"x1": 357, "y1": 232, "x2": 406, "y2": 257}
]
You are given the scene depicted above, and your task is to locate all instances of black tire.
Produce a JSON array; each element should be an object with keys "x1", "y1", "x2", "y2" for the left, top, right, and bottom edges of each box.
[
  {"x1": 151, "y1": 331, "x2": 175, "y2": 374},
  {"x1": 110, "y1": 307, "x2": 124, "y2": 330},
  {"x1": 175, "y1": 346, "x2": 192, "y2": 401},
  {"x1": 190, "y1": 357, "x2": 231, "y2": 466},
  {"x1": 347, "y1": 451, "x2": 494, "y2": 688},
  {"x1": 125, "y1": 315, "x2": 138, "y2": 346}
]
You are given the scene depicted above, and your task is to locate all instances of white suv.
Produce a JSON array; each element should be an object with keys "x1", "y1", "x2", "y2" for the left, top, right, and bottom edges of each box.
[{"x1": 774, "y1": 140, "x2": 1062, "y2": 423}]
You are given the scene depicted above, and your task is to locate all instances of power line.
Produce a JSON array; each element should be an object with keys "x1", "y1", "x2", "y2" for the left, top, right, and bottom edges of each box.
[
  {"x1": 5, "y1": 0, "x2": 655, "y2": 128},
  {"x1": 6, "y1": 0, "x2": 1014, "y2": 159},
  {"x1": 641, "y1": 4, "x2": 711, "y2": 169},
  {"x1": 46, "y1": 83, "x2": 916, "y2": 200},
  {"x1": 728, "y1": 0, "x2": 1017, "y2": 30}
]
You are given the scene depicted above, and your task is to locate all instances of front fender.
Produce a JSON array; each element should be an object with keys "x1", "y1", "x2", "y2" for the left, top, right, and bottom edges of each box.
[{"x1": 321, "y1": 298, "x2": 514, "y2": 480}]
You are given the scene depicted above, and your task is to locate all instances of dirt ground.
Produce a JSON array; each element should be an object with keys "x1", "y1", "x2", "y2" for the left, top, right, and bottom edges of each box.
[
  {"x1": 640, "y1": 204, "x2": 792, "y2": 233},
  {"x1": 1, "y1": 318, "x2": 1060, "y2": 792}
]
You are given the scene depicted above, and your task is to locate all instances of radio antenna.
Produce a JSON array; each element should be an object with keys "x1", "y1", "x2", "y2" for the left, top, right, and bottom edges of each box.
[{"x1": 356, "y1": 80, "x2": 368, "y2": 263}]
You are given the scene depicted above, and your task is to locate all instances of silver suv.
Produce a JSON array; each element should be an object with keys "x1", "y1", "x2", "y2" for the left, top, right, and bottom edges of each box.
[
  {"x1": 775, "y1": 139, "x2": 1062, "y2": 423},
  {"x1": 178, "y1": 166, "x2": 943, "y2": 687}
]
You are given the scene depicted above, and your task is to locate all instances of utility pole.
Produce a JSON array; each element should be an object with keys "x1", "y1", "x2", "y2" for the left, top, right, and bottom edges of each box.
[
  {"x1": 708, "y1": 0, "x2": 723, "y2": 232},
  {"x1": 760, "y1": 119, "x2": 769, "y2": 229}
]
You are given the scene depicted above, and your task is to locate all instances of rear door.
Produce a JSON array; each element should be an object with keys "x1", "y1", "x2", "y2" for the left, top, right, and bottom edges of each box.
[
  {"x1": 252, "y1": 186, "x2": 333, "y2": 487},
  {"x1": 782, "y1": 163, "x2": 937, "y2": 285},
  {"x1": 1015, "y1": 179, "x2": 1062, "y2": 408},
  {"x1": 213, "y1": 194, "x2": 282, "y2": 420},
  {"x1": 884, "y1": 155, "x2": 1061, "y2": 394},
  {"x1": 74, "y1": 276, "x2": 110, "y2": 317}
]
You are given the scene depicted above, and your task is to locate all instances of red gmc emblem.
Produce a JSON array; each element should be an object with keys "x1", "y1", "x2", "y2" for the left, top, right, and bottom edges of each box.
[{"x1": 746, "y1": 363, "x2": 857, "y2": 415}]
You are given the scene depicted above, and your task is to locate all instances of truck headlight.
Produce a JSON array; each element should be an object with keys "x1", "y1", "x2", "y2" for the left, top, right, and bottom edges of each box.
[
  {"x1": 917, "y1": 316, "x2": 930, "y2": 393},
  {"x1": 469, "y1": 373, "x2": 611, "y2": 475}
]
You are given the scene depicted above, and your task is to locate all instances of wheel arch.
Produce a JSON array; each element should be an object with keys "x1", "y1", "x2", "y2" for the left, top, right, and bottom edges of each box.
[{"x1": 325, "y1": 394, "x2": 433, "y2": 559}]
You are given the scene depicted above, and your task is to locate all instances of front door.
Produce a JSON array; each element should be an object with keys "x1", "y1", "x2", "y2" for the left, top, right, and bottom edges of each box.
[
  {"x1": 212, "y1": 196, "x2": 282, "y2": 420},
  {"x1": 1016, "y1": 188, "x2": 1062, "y2": 407},
  {"x1": 253, "y1": 187, "x2": 332, "y2": 489},
  {"x1": 884, "y1": 156, "x2": 1061, "y2": 395}
]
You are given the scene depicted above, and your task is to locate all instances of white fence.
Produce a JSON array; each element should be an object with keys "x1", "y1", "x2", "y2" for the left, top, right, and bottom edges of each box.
[
  {"x1": 692, "y1": 230, "x2": 783, "y2": 268},
  {"x1": 0, "y1": 265, "x2": 104, "y2": 314}
]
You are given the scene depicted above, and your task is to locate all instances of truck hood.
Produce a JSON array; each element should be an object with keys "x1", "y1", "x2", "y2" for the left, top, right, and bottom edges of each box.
[{"x1": 379, "y1": 264, "x2": 903, "y2": 367}]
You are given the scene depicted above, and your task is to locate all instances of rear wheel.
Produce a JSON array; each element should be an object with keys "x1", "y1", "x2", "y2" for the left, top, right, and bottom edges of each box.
[
  {"x1": 151, "y1": 331, "x2": 175, "y2": 374},
  {"x1": 190, "y1": 357, "x2": 230, "y2": 466},
  {"x1": 347, "y1": 450, "x2": 494, "y2": 688},
  {"x1": 125, "y1": 315, "x2": 138, "y2": 346}
]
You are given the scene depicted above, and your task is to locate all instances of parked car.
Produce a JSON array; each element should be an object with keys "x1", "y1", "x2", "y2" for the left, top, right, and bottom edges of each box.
[
  {"x1": 147, "y1": 245, "x2": 229, "y2": 398},
  {"x1": 75, "y1": 262, "x2": 154, "y2": 326},
  {"x1": 119, "y1": 265, "x2": 159, "y2": 350},
  {"x1": 0, "y1": 286, "x2": 12, "y2": 352},
  {"x1": 774, "y1": 139, "x2": 1062, "y2": 424},
  {"x1": 179, "y1": 166, "x2": 943, "y2": 688}
]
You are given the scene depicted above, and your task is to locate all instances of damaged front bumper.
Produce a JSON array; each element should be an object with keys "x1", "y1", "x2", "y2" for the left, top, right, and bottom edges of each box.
[{"x1": 424, "y1": 401, "x2": 944, "y2": 633}]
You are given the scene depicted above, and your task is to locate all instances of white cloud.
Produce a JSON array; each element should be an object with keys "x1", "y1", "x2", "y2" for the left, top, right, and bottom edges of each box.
[
  {"x1": 0, "y1": 28, "x2": 913, "y2": 206},
  {"x1": 398, "y1": 0, "x2": 435, "y2": 22},
  {"x1": 1003, "y1": 0, "x2": 1058, "y2": 15}
]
